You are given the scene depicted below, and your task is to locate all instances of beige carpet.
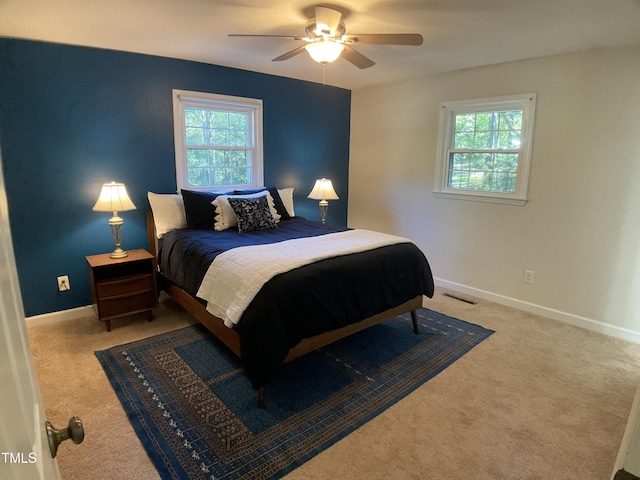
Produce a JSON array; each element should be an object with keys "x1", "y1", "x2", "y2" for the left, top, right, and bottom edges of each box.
[{"x1": 28, "y1": 288, "x2": 640, "y2": 480}]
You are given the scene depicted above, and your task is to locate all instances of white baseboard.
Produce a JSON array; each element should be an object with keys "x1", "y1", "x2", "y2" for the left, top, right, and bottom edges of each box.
[
  {"x1": 434, "y1": 278, "x2": 640, "y2": 344},
  {"x1": 26, "y1": 281, "x2": 640, "y2": 345},
  {"x1": 25, "y1": 305, "x2": 93, "y2": 328}
]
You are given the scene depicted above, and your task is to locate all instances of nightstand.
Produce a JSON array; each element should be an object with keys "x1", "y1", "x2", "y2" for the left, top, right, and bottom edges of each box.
[{"x1": 86, "y1": 249, "x2": 158, "y2": 331}]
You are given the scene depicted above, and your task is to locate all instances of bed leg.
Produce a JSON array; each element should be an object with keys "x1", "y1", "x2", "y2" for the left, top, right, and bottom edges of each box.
[
  {"x1": 258, "y1": 387, "x2": 266, "y2": 409},
  {"x1": 411, "y1": 310, "x2": 419, "y2": 334}
]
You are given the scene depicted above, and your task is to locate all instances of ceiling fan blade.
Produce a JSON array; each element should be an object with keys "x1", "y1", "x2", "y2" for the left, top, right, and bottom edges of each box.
[
  {"x1": 228, "y1": 34, "x2": 307, "y2": 41},
  {"x1": 315, "y1": 6, "x2": 342, "y2": 34},
  {"x1": 341, "y1": 45, "x2": 375, "y2": 69},
  {"x1": 272, "y1": 45, "x2": 308, "y2": 62},
  {"x1": 344, "y1": 33, "x2": 424, "y2": 46}
]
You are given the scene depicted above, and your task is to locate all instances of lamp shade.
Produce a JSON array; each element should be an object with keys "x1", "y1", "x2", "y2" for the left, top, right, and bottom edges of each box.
[
  {"x1": 92, "y1": 182, "x2": 136, "y2": 213},
  {"x1": 307, "y1": 178, "x2": 339, "y2": 201},
  {"x1": 305, "y1": 41, "x2": 345, "y2": 64}
]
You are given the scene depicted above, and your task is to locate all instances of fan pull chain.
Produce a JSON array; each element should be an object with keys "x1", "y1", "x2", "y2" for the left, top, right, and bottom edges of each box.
[{"x1": 323, "y1": 63, "x2": 326, "y2": 85}]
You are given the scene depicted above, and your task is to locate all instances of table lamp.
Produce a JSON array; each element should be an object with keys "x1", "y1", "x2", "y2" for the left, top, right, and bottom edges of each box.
[
  {"x1": 307, "y1": 178, "x2": 339, "y2": 224},
  {"x1": 92, "y1": 182, "x2": 136, "y2": 258}
]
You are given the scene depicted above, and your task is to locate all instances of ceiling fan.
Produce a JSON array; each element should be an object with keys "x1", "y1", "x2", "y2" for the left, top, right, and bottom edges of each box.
[{"x1": 229, "y1": 6, "x2": 423, "y2": 69}]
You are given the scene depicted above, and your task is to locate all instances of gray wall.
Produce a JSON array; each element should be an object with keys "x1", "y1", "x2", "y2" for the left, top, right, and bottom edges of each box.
[{"x1": 348, "y1": 46, "x2": 640, "y2": 341}]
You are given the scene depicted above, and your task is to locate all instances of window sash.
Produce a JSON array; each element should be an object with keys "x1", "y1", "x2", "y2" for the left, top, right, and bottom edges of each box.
[
  {"x1": 184, "y1": 108, "x2": 250, "y2": 148},
  {"x1": 446, "y1": 148, "x2": 521, "y2": 193},
  {"x1": 185, "y1": 146, "x2": 252, "y2": 187}
]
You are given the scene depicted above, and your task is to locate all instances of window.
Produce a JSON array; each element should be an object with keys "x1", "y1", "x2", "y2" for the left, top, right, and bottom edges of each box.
[
  {"x1": 434, "y1": 93, "x2": 536, "y2": 205},
  {"x1": 172, "y1": 90, "x2": 263, "y2": 190}
]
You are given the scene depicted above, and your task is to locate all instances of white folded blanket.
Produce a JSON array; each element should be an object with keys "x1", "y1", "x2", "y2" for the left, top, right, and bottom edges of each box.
[{"x1": 196, "y1": 229, "x2": 411, "y2": 327}]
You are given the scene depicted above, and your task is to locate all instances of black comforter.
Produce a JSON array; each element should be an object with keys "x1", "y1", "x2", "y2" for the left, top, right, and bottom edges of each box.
[{"x1": 158, "y1": 217, "x2": 434, "y2": 388}]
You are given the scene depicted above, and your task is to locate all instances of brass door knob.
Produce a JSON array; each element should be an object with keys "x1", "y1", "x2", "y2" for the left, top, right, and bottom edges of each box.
[{"x1": 46, "y1": 416, "x2": 84, "y2": 458}]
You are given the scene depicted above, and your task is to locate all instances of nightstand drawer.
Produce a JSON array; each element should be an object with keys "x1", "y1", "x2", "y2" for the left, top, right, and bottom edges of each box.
[
  {"x1": 96, "y1": 273, "x2": 155, "y2": 298},
  {"x1": 97, "y1": 290, "x2": 157, "y2": 319}
]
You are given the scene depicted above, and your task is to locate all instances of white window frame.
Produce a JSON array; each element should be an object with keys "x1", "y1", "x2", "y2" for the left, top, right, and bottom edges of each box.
[
  {"x1": 172, "y1": 89, "x2": 264, "y2": 190},
  {"x1": 434, "y1": 93, "x2": 536, "y2": 206}
]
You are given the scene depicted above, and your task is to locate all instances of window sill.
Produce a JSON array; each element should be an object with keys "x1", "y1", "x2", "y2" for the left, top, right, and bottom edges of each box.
[{"x1": 433, "y1": 191, "x2": 528, "y2": 206}]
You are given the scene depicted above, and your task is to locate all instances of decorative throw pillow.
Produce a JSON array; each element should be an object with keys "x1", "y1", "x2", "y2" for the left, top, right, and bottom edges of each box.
[
  {"x1": 147, "y1": 192, "x2": 187, "y2": 238},
  {"x1": 213, "y1": 191, "x2": 280, "y2": 231},
  {"x1": 277, "y1": 187, "x2": 295, "y2": 218},
  {"x1": 227, "y1": 196, "x2": 278, "y2": 233},
  {"x1": 181, "y1": 189, "x2": 228, "y2": 229},
  {"x1": 233, "y1": 187, "x2": 292, "y2": 220}
]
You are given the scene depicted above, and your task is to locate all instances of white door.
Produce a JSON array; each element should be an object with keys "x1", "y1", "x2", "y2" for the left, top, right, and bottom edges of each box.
[{"x1": 0, "y1": 155, "x2": 62, "y2": 480}]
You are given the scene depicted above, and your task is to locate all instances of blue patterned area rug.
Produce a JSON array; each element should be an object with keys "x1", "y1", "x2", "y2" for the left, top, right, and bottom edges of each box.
[{"x1": 96, "y1": 308, "x2": 493, "y2": 480}]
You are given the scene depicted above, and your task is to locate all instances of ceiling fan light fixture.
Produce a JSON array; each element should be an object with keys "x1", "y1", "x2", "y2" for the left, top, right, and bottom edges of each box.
[
  {"x1": 305, "y1": 41, "x2": 344, "y2": 64},
  {"x1": 230, "y1": 5, "x2": 421, "y2": 70}
]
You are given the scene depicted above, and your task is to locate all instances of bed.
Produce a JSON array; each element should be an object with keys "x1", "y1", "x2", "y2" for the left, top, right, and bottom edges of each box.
[{"x1": 146, "y1": 187, "x2": 434, "y2": 408}]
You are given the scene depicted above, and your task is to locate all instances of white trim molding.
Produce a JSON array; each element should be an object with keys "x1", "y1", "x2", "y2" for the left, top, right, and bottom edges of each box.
[
  {"x1": 27, "y1": 281, "x2": 640, "y2": 345},
  {"x1": 25, "y1": 305, "x2": 93, "y2": 328},
  {"x1": 434, "y1": 277, "x2": 640, "y2": 344},
  {"x1": 612, "y1": 382, "x2": 640, "y2": 478},
  {"x1": 172, "y1": 89, "x2": 264, "y2": 190}
]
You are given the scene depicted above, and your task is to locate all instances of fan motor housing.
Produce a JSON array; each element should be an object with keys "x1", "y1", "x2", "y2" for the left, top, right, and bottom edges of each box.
[{"x1": 305, "y1": 19, "x2": 346, "y2": 39}]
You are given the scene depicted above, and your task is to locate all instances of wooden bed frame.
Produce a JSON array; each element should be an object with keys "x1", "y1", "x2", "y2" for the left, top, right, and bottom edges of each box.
[{"x1": 146, "y1": 211, "x2": 422, "y2": 408}]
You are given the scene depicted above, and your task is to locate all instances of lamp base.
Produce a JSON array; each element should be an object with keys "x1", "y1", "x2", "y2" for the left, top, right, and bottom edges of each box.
[
  {"x1": 110, "y1": 247, "x2": 128, "y2": 259},
  {"x1": 108, "y1": 215, "x2": 128, "y2": 258},
  {"x1": 318, "y1": 200, "x2": 329, "y2": 224}
]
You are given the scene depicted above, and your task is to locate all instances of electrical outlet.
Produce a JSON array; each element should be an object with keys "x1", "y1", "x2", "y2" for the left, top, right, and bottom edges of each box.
[
  {"x1": 523, "y1": 270, "x2": 534, "y2": 284},
  {"x1": 57, "y1": 275, "x2": 70, "y2": 292}
]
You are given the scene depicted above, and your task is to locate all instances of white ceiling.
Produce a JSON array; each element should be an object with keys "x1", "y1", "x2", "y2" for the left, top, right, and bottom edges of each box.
[{"x1": 1, "y1": 0, "x2": 639, "y2": 89}]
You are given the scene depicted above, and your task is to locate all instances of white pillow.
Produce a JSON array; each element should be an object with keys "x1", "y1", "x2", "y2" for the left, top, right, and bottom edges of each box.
[
  {"x1": 147, "y1": 192, "x2": 187, "y2": 238},
  {"x1": 213, "y1": 191, "x2": 280, "y2": 231},
  {"x1": 277, "y1": 187, "x2": 295, "y2": 217}
]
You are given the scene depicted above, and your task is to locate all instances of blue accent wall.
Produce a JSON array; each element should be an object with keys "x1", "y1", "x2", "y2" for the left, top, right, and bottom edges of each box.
[{"x1": 0, "y1": 39, "x2": 351, "y2": 317}]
